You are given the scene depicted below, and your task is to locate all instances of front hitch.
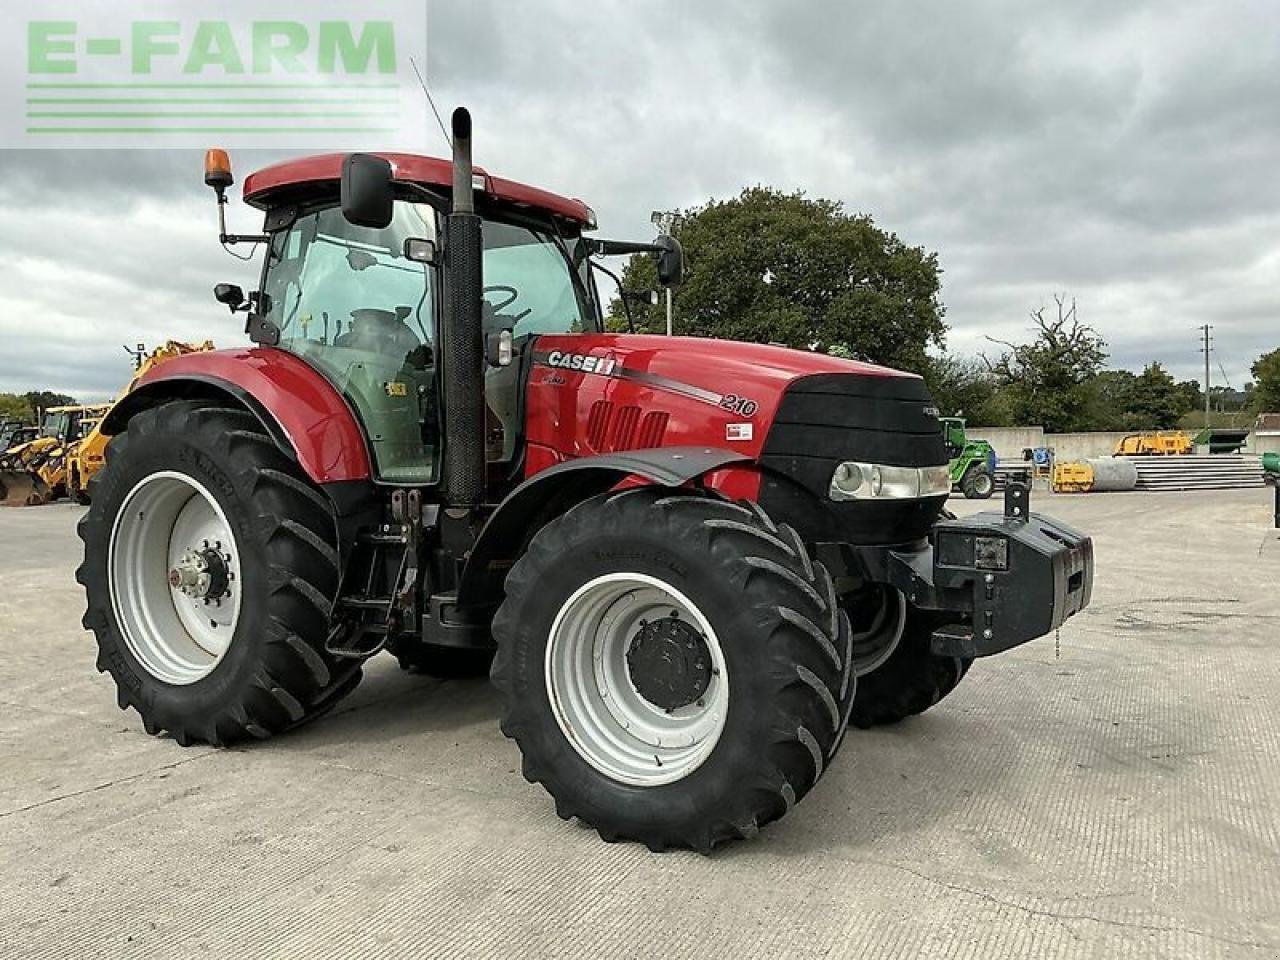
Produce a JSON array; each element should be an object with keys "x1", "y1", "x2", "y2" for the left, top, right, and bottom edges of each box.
[{"x1": 862, "y1": 482, "x2": 1094, "y2": 657}]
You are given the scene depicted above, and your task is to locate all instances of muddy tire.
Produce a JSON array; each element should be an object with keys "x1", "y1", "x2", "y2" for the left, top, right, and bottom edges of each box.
[
  {"x1": 849, "y1": 605, "x2": 972, "y2": 728},
  {"x1": 77, "y1": 401, "x2": 361, "y2": 746},
  {"x1": 491, "y1": 488, "x2": 853, "y2": 852}
]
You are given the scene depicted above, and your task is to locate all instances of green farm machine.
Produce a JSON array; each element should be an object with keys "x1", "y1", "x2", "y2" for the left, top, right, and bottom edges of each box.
[{"x1": 941, "y1": 417, "x2": 997, "y2": 500}]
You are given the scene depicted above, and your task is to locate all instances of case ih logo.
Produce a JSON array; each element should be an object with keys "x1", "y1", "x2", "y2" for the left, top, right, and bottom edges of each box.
[
  {"x1": 545, "y1": 351, "x2": 619, "y2": 376},
  {"x1": 3, "y1": 1, "x2": 427, "y2": 149}
]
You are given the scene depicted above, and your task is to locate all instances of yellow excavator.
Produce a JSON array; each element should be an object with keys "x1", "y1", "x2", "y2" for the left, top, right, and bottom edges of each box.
[
  {"x1": 0, "y1": 404, "x2": 109, "y2": 505},
  {"x1": 65, "y1": 341, "x2": 215, "y2": 504},
  {"x1": 1, "y1": 341, "x2": 214, "y2": 506}
]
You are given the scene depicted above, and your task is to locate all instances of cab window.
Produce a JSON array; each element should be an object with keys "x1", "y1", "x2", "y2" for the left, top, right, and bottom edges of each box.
[{"x1": 262, "y1": 203, "x2": 438, "y2": 483}]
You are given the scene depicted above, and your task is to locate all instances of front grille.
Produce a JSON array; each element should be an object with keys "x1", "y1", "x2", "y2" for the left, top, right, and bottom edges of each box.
[{"x1": 760, "y1": 373, "x2": 947, "y2": 545}]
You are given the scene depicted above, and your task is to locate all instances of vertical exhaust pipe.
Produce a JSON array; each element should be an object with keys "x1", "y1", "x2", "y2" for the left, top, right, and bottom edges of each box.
[{"x1": 441, "y1": 107, "x2": 486, "y2": 508}]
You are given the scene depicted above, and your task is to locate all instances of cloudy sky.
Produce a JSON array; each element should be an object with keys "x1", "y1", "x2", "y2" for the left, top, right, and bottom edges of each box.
[{"x1": 1, "y1": 0, "x2": 1277, "y2": 399}]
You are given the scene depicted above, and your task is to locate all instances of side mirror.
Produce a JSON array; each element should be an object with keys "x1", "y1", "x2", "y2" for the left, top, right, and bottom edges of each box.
[
  {"x1": 214, "y1": 283, "x2": 246, "y2": 312},
  {"x1": 341, "y1": 153, "x2": 394, "y2": 229},
  {"x1": 403, "y1": 238, "x2": 437, "y2": 264},
  {"x1": 654, "y1": 234, "x2": 684, "y2": 287},
  {"x1": 485, "y1": 329, "x2": 514, "y2": 368}
]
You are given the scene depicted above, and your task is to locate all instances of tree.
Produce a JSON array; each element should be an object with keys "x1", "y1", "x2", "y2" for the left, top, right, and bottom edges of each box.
[
  {"x1": 0, "y1": 393, "x2": 33, "y2": 422},
  {"x1": 922, "y1": 355, "x2": 1013, "y2": 426},
  {"x1": 608, "y1": 187, "x2": 947, "y2": 372},
  {"x1": 1251, "y1": 348, "x2": 1280, "y2": 413},
  {"x1": 1079, "y1": 370, "x2": 1137, "y2": 431},
  {"x1": 983, "y1": 295, "x2": 1107, "y2": 433},
  {"x1": 23, "y1": 390, "x2": 76, "y2": 414},
  {"x1": 1125, "y1": 362, "x2": 1194, "y2": 429}
]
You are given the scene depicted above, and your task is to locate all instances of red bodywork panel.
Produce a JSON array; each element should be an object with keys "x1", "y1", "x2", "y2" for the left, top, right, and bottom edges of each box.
[
  {"x1": 524, "y1": 334, "x2": 917, "y2": 498},
  {"x1": 134, "y1": 347, "x2": 372, "y2": 483},
  {"x1": 243, "y1": 152, "x2": 592, "y2": 225}
]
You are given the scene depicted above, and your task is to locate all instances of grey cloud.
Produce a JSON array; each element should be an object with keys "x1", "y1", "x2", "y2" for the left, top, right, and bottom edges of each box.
[{"x1": 0, "y1": 0, "x2": 1276, "y2": 398}]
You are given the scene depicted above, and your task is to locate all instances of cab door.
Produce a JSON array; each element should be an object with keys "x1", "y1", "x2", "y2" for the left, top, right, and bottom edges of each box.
[
  {"x1": 479, "y1": 219, "x2": 594, "y2": 469},
  {"x1": 261, "y1": 203, "x2": 440, "y2": 483}
]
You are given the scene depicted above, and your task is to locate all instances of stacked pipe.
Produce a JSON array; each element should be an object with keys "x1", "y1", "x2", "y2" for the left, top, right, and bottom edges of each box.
[{"x1": 1129, "y1": 454, "x2": 1265, "y2": 492}]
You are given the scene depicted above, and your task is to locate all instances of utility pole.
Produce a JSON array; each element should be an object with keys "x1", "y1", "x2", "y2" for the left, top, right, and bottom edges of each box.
[
  {"x1": 1199, "y1": 324, "x2": 1213, "y2": 428},
  {"x1": 651, "y1": 210, "x2": 683, "y2": 336}
]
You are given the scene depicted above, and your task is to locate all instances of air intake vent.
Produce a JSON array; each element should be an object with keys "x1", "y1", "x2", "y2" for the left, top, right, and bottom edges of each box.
[
  {"x1": 611, "y1": 405, "x2": 641, "y2": 450},
  {"x1": 587, "y1": 400, "x2": 613, "y2": 451},
  {"x1": 637, "y1": 411, "x2": 669, "y2": 448},
  {"x1": 585, "y1": 402, "x2": 668, "y2": 453}
]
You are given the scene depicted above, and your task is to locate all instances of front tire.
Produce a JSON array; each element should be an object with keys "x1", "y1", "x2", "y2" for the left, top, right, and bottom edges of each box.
[
  {"x1": 491, "y1": 488, "x2": 853, "y2": 852},
  {"x1": 77, "y1": 401, "x2": 361, "y2": 746},
  {"x1": 961, "y1": 466, "x2": 995, "y2": 499}
]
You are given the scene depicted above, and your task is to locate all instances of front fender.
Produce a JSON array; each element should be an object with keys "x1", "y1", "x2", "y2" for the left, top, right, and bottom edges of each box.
[
  {"x1": 454, "y1": 446, "x2": 752, "y2": 609},
  {"x1": 102, "y1": 347, "x2": 371, "y2": 484}
]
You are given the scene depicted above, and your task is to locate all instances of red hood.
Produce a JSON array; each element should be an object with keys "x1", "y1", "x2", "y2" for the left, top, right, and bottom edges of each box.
[
  {"x1": 579, "y1": 334, "x2": 916, "y2": 389},
  {"x1": 523, "y1": 333, "x2": 922, "y2": 472}
]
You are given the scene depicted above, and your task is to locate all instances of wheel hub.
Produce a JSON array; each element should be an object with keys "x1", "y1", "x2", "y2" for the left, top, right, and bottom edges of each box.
[
  {"x1": 626, "y1": 614, "x2": 713, "y2": 710},
  {"x1": 168, "y1": 543, "x2": 231, "y2": 603}
]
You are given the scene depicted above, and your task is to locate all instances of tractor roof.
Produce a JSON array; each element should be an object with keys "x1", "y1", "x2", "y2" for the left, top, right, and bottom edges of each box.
[{"x1": 243, "y1": 152, "x2": 593, "y2": 226}]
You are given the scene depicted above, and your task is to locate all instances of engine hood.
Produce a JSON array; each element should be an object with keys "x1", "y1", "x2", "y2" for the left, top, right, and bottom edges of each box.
[
  {"x1": 529, "y1": 334, "x2": 917, "y2": 417},
  {"x1": 523, "y1": 333, "x2": 930, "y2": 471},
  {"x1": 556, "y1": 334, "x2": 917, "y2": 392}
]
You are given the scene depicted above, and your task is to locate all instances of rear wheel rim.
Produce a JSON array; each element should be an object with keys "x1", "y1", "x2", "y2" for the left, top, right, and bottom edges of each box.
[
  {"x1": 108, "y1": 471, "x2": 242, "y2": 686},
  {"x1": 974, "y1": 471, "x2": 994, "y2": 495},
  {"x1": 545, "y1": 572, "x2": 729, "y2": 787}
]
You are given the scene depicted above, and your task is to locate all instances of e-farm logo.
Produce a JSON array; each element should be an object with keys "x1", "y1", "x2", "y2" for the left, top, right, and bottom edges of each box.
[{"x1": 3, "y1": 1, "x2": 428, "y2": 148}]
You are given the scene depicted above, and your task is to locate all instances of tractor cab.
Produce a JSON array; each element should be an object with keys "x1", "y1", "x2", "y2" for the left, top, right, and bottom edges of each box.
[
  {"x1": 939, "y1": 416, "x2": 968, "y2": 460},
  {"x1": 246, "y1": 181, "x2": 598, "y2": 485}
]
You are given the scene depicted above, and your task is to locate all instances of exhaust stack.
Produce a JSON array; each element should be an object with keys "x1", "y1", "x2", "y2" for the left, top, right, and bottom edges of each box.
[{"x1": 440, "y1": 107, "x2": 486, "y2": 508}]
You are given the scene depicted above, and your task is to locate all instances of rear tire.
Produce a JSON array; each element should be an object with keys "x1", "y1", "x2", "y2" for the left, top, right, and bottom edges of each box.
[
  {"x1": 77, "y1": 401, "x2": 361, "y2": 746},
  {"x1": 848, "y1": 605, "x2": 972, "y2": 729},
  {"x1": 961, "y1": 466, "x2": 994, "y2": 499},
  {"x1": 491, "y1": 488, "x2": 853, "y2": 852}
]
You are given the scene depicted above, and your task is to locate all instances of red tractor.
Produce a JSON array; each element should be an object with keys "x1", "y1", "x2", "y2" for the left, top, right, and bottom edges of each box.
[{"x1": 78, "y1": 109, "x2": 1092, "y2": 852}]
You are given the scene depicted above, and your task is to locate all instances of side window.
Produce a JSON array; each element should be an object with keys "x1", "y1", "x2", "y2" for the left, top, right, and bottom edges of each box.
[
  {"x1": 262, "y1": 203, "x2": 440, "y2": 483},
  {"x1": 480, "y1": 221, "x2": 593, "y2": 464},
  {"x1": 481, "y1": 222, "x2": 590, "y2": 340}
]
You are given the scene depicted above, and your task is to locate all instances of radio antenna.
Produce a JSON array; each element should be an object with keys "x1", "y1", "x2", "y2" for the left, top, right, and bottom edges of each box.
[{"x1": 410, "y1": 56, "x2": 452, "y2": 151}]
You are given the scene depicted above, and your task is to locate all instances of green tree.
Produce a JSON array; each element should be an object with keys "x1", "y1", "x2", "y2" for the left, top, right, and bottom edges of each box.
[
  {"x1": 608, "y1": 187, "x2": 946, "y2": 372},
  {"x1": 23, "y1": 390, "x2": 76, "y2": 414},
  {"x1": 923, "y1": 355, "x2": 1013, "y2": 426},
  {"x1": 0, "y1": 393, "x2": 33, "y2": 422},
  {"x1": 1125, "y1": 362, "x2": 1194, "y2": 429},
  {"x1": 984, "y1": 295, "x2": 1107, "y2": 433},
  {"x1": 1251, "y1": 348, "x2": 1280, "y2": 412},
  {"x1": 1079, "y1": 369, "x2": 1137, "y2": 431}
]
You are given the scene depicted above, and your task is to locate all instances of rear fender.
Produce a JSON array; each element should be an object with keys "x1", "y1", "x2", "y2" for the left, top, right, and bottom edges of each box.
[
  {"x1": 101, "y1": 347, "x2": 371, "y2": 484},
  {"x1": 454, "y1": 447, "x2": 751, "y2": 610}
]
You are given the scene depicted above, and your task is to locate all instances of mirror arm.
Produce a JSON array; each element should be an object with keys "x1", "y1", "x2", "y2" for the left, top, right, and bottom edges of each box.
[
  {"x1": 398, "y1": 180, "x2": 450, "y2": 207},
  {"x1": 584, "y1": 238, "x2": 663, "y2": 257},
  {"x1": 213, "y1": 189, "x2": 268, "y2": 246}
]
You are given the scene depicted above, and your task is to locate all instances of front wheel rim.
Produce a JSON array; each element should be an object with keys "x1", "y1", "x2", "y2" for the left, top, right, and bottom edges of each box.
[
  {"x1": 545, "y1": 573, "x2": 729, "y2": 787},
  {"x1": 851, "y1": 586, "x2": 907, "y2": 676},
  {"x1": 108, "y1": 471, "x2": 242, "y2": 686}
]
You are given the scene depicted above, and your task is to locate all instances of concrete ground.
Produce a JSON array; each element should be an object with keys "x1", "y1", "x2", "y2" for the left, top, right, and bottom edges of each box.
[{"x1": 1, "y1": 489, "x2": 1277, "y2": 959}]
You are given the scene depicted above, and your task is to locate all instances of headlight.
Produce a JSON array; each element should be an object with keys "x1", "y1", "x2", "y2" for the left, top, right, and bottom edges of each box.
[{"x1": 828, "y1": 462, "x2": 951, "y2": 501}]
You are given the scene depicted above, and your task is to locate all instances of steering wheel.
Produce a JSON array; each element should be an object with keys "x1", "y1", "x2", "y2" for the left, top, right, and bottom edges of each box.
[{"x1": 483, "y1": 285, "x2": 520, "y2": 312}]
